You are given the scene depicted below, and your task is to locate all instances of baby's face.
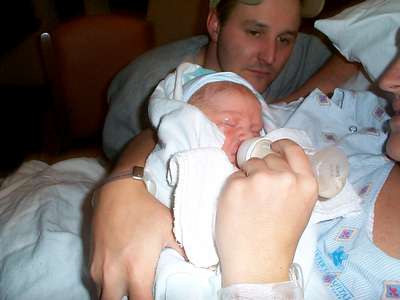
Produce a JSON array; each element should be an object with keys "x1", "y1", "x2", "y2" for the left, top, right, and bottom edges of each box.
[{"x1": 200, "y1": 85, "x2": 263, "y2": 165}]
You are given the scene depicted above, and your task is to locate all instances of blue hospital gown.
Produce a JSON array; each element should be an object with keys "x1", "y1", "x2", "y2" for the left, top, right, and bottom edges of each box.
[{"x1": 277, "y1": 88, "x2": 400, "y2": 300}]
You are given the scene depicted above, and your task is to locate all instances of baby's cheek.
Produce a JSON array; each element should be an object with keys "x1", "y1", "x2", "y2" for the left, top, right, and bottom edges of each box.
[
  {"x1": 221, "y1": 139, "x2": 233, "y2": 156},
  {"x1": 221, "y1": 134, "x2": 237, "y2": 164},
  {"x1": 221, "y1": 143, "x2": 229, "y2": 156}
]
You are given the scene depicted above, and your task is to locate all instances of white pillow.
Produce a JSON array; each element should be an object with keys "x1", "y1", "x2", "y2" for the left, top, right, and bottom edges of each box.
[{"x1": 315, "y1": 0, "x2": 400, "y2": 81}]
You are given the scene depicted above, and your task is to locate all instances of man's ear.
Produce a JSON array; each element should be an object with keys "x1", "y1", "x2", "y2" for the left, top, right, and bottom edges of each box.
[{"x1": 207, "y1": 8, "x2": 221, "y2": 43}]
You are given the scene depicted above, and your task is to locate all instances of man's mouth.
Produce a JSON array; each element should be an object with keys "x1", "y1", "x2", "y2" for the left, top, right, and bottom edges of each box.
[
  {"x1": 248, "y1": 68, "x2": 274, "y2": 79},
  {"x1": 248, "y1": 69, "x2": 271, "y2": 77}
]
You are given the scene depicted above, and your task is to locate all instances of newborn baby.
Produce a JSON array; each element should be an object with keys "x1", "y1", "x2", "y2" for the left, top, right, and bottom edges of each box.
[
  {"x1": 143, "y1": 62, "x2": 266, "y2": 209},
  {"x1": 143, "y1": 62, "x2": 269, "y2": 271}
]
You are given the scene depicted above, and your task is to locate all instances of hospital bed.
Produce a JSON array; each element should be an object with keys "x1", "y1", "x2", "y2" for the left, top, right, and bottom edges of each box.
[{"x1": 0, "y1": 0, "x2": 398, "y2": 299}]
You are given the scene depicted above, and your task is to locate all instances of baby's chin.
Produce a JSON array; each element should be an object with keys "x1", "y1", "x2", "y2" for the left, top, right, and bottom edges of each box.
[
  {"x1": 227, "y1": 151, "x2": 239, "y2": 167},
  {"x1": 222, "y1": 143, "x2": 240, "y2": 167}
]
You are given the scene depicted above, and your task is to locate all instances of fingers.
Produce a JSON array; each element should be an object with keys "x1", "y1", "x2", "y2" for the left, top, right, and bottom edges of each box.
[
  {"x1": 266, "y1": 139, "x2": 318, "y2": 207},
  {"x1": 270, "y1": 139, "x2": 314, "y2": 177},
  {"x1": 239, "y1": 139, "x2": 311, "y2": 178},
  {"x1": 101, "y1": 277, "x2": 126, "y2": 300},
  {"x1": 91, "y1": 256, "x2": 132, "y2": 300},
  {"x1": 237, "y1": 139, "x2": 317, "y2": 201},
  {"x1": 239, "y1": 153, "x2": 285, "y2": 177}
]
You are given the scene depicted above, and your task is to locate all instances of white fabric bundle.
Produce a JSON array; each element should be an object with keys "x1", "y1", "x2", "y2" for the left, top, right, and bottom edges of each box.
[{"x1": 315, "y1": 0, "x2": 400, "y2": 81}]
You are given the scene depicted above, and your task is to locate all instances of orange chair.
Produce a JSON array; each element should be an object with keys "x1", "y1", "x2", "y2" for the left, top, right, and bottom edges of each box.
[{"x1": 40, "y1": 14, "x2": 154, "y2": 160}]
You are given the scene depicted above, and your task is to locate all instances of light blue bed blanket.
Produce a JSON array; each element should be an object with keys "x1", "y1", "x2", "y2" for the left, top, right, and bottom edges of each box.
[{"x1": 0, "y1": 158, "x2": 106, "y2": 300}]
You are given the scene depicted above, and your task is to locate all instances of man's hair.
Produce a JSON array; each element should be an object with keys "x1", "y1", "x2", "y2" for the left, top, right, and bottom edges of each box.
[
  {"x1": 213, "y1": 0, "x2": 303, "y2": 26},
  {"x1": 214, "y1": 0, "x2": 239, "y2": 26}
]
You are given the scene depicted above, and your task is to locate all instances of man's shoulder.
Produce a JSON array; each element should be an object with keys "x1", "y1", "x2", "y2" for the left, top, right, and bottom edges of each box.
[
  {"x1": 135, "y1": 35, "x2": 209, "y2": 66},
  {"x1": 295, "y1": 32, "x2": 324, "y2": 47},
  {"x1": 108, "y1": 35, "x2": 209, "y2": 98}
]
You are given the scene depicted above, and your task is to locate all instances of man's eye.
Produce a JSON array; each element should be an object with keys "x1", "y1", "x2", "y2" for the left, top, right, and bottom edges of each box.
[
  {"x1": 247, "y1": 30, "x2": 261, "y2": 38},
  {"x1": 278, "y1": 36, "x2": 292, "y2": 45}
]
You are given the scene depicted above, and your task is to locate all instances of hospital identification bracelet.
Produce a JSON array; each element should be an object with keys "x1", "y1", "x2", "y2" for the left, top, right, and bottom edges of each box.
[
  {"x1": 100, "y1": 166, "x2": 144, "y2": 186},
  {"x1": 91, "y1": 166, "x2": 144, "y2": 207}
]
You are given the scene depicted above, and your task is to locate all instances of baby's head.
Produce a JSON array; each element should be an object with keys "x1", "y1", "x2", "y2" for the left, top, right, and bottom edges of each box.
[{"x1": 188, "y1": 80, "x2": 263, "y2": 165}]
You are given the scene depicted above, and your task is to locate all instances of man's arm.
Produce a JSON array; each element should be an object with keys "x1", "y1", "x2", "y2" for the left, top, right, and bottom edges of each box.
[
  {"x1": 277, "y1": 53, "x2": 360, "y2": 103},
  {"x1": 90, "y1": 129, "x2": 182, "y2": 300}
]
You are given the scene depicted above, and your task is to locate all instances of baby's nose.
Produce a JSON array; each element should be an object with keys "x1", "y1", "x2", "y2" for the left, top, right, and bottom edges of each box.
[{"x1": 237, "y1": 128, "x2": 255, "y2": 141}]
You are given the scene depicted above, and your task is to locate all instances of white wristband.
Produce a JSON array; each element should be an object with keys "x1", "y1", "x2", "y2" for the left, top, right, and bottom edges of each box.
[
  {"x1": 219, "y1": 264, "x2": 304, "y2": 300},
  {"x1": 219, "y1": 281, "x2": 303, "y2": 300}
]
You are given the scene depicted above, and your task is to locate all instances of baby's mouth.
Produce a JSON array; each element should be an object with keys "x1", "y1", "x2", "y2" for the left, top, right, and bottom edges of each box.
[{"x1": 231, "y1": 142, "x2": 242, "y2": 166}]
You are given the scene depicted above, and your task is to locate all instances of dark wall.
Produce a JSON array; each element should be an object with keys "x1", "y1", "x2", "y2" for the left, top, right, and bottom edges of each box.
[
  {"x1": 109, "y1": 0, "x2": 148, "y2": 14},
  {"x1": 0, "y1": 1, "x2": 40, "y2": 57},
  {"x1": 0, "y1": 0, "x2": 150, "y2": 58}
]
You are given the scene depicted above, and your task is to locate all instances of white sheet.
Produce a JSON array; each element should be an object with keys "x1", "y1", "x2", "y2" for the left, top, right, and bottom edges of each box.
[{"x1": 0, "y1": 158, "x2": 106, "y2": 300}]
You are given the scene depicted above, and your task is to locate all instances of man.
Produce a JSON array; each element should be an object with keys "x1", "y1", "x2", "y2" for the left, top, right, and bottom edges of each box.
[
  {"x1": 102, "y1": 0, "x2": 358, "y2": 160},
  {"x1": 91, "y1": 0, "x2": 361, "y2": 299}
]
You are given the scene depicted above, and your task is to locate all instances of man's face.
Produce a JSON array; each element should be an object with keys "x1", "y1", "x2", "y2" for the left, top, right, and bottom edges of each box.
[
  {"x1": 211, "y1": 0, "x2": 301, "y2": 93},
  {"x1": 379, "y1": 56, "x2": 400, "y2": 101}
]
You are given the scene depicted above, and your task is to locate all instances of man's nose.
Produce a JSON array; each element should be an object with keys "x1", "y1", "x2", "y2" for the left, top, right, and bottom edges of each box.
[
  {"x1": 379, "y1": 71, "x2": 400, "y2": 97},
  {"x1": 258, "y1": 37, "x2": 277, "y2": 65},
  {"x1": 380, "y1": 81, "x2": 400, "y2": 97}
]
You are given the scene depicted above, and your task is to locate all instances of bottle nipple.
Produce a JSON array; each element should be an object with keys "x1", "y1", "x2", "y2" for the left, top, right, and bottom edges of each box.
[
  {"x1": 236, "y1": 137, "x2": 274, "y2": 167},
  {"x1": 237, "y1": 138, "x2": 349, "y2": 199}
]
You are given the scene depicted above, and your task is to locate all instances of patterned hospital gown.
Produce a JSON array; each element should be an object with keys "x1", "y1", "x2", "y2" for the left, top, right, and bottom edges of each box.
[{"x1": 274, "y1": 88, "x2": 400, "y2": 300}]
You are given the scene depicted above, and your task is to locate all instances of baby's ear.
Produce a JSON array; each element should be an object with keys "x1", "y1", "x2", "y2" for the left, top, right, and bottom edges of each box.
[{"x1": 206, "y1": 8, "x2": 220, "y2": 43}]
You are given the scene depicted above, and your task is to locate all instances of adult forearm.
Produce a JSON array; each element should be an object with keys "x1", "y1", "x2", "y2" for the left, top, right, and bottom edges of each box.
[
  {"x1": 216, "y1": 140, "x2": 318, "y2": 299},
  {"x1": 91, "y1": 128, "x2": 180, "y2": 299},
  {"x1": 113, "y1": 128, "x2": 157, "y2": 171},
  {"x1": 280, "y1": 54, "x2": 360, "y2": 103}
]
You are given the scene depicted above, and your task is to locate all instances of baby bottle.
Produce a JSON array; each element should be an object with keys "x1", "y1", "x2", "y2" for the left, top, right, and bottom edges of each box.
[{"x1": 236, "y1": 137, "x2": 349, "y2": 199}]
